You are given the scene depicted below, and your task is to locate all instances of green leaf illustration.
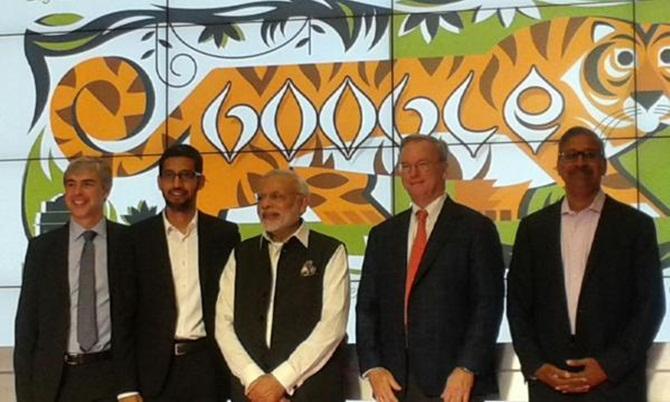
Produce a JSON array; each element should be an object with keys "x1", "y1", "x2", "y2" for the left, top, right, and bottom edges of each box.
[{"x1": 36, "y1": 13, "x2": 83, "y2": 27}]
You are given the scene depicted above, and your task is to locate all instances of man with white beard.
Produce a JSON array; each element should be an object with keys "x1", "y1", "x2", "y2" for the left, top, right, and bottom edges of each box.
[{"x1": 216, "y1": 169, "x2": 350, "y2": 402}]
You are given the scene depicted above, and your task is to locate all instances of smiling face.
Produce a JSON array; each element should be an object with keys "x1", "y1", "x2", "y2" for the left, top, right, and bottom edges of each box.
[
  {"x1": 256, "y1": 174, "x2": 308, "y2": 242},
  {"x1": 64, "y1": 168, "x2": 109, "y2": 229},
  {"x1": 398, "y1": 139, "x2": 447, "y2": 208},
  {"x1": 158, "y1": 156, "x2": 203, "y2": 213},
  {"x1": 557, "y1": 133, "x2": 607, "y2": 199}
]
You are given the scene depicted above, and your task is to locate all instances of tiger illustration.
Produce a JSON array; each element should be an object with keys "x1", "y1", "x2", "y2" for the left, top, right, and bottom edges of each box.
[{"x1": 48, "y1": 16, "x2": 670, "y2": 224}]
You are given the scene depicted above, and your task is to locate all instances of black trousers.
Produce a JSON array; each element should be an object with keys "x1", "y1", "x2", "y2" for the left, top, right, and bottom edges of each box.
[
  {"x1": 400, "y1": 370, "x2": 493, "y2": 402},
  {"x1": 57, "y1": 359, "x2": 115, "y2": 402},
  {"x1": 145, "y1": 347, "x2": 220, "y2": 402}
]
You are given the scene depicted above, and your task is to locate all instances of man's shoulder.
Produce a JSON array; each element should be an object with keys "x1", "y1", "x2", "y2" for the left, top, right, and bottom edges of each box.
[
  {"x1": 307, "y1": 229, "x2": 343, "y2": 247},
  {"x1": 29, "y1": 224, "x2": 68, "y2": 248},
  {"x1": 371, "y1": 209, "x2": 411, "y2": 233},
  {"x1": 198, "y1": 211, "x2": 239, "y2": 232},
  {"x1": 129, "y1": 213, "x2": 162, "y2": 231}
]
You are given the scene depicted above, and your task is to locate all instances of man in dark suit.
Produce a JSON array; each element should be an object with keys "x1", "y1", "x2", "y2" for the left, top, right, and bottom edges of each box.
[
  {"x1": 356, "y1": 134, "x2": 505, "y2": 402},
  {"x1": 506, "y1": 126, "x2": 665, "y2": 401},
  {"x1": 132, "y1": 144, "x2": 240, "y2": 402},
  {"x1": 14, "y1": 157, "x2": 138, "y2": 402}
]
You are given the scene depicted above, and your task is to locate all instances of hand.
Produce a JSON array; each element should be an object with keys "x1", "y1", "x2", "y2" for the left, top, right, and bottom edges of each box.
[
  {"x1": 534, "y1": 363, "x2": 588, "y2": 393},
  {"x1": 368, "y1": 368, "x2": 402, "y2": 402},
  {"x1": 246, "y1": 374, "x2": 286, "y2": 402},
  {"x1": 441, "y1": 367, "x2": 474, "y2": 402},
  {"x1": 118, "y1": 395, "x2": 143, "y2": 402},
  {"x1": 565, "y1": 358, "x2": 608, "y2": 391}
]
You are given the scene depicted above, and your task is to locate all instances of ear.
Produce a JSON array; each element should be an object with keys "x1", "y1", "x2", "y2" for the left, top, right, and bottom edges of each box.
[
  {"x1": 592, "y1": 21, "x2": 616, "y2": 43},
  {"x1": 197, "y1": 174, "x2": 205, "y2": 190}
]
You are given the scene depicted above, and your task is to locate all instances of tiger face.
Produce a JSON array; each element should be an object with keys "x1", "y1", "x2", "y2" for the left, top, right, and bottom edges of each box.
[{"x1": 564, "y1": 19, "x2": 670, "y2": 143}]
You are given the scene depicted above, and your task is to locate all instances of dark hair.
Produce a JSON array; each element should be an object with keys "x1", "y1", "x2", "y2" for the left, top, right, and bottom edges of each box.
[
  {"x1": 158, "y1": 144, "x2": 203, "y2": 174},
  {"x1": 558, "y1": 126, "x2": 605, "y2": 157}
]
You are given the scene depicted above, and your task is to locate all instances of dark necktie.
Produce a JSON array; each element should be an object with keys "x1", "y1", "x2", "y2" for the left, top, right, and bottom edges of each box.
[
  {"x1": 405, "y1": 209, "x2": 428, "y2": 324},
  {"x1": 77, "y1": 230, "x2": 98, "y2": 352}
]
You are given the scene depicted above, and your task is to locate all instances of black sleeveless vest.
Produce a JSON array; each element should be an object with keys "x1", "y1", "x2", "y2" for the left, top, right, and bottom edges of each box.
[{"x1": 232, "y1": 230, "x2": 345, "y2": 402}]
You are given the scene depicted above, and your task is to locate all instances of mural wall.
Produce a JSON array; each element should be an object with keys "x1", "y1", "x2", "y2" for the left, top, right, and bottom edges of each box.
[{"x1": 1, "y1": 0, "x2": 669, "y2": 345}]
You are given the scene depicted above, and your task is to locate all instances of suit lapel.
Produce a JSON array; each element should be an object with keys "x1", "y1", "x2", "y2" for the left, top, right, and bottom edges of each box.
[
  {"x1": 394, "y1": 210, "x2": 411, "y2": 279},
  {"x1": 413, "y1": 198, "x2": 459, "y2": 285},
  {"x1": 579, "y1": 196, "x2": 614, "y2": 306},
  {"x1": 547, "y1": 200, "x2": 578, "y2": 337},
  {"x1": 196, "y1": 212, "x2": 209, "y2": 297},
  {"x1": 151, "y1": 215, "x2": 178, "y2": 306},
  {"x1": 54, "y1": 225, "x2": 71, "y2": 324}
]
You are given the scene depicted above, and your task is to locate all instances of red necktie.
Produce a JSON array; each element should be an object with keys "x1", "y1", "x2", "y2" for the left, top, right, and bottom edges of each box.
[{"x1": 405, "y1": 209, "x2": 428, "y2": 324}]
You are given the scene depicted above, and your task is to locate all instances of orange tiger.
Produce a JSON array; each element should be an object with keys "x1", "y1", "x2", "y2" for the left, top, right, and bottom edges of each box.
[{"x1": 49, "y1": 17, "x2": 670, "y2": 223}]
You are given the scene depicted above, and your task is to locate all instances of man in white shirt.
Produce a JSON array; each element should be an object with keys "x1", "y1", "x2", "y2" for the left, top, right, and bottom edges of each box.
[
  {"x1": 507, "y1": 126, "x2": 665, "y2": 401},
  {"x1": 216, "y1": 169, "x2": 350, "y2": 402},
  {"x1": 132, "y1": 144, "x2": 240, "y2": 401}
]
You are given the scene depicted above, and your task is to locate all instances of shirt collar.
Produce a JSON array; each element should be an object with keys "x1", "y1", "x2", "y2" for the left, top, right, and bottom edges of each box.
[
  {"x1": 561, "y1": 190, "x2": 606, "y2": 215},
  {"x1": 163, "y1": 210, "x2": 198, "y2": 236},
  {"x1": 262, "y1": 220, "x2": 309, "y2": 248},
  {"x1": 69, "y1": 217, "x2": 106, "y2": 240},
  {"x1": 411, "y1": 193, "x2": 447, "y2": 218}
]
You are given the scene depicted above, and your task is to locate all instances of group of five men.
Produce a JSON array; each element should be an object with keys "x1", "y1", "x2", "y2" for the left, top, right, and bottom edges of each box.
[{"x1": 14, "y1": 126, "x2": 665, "y2": 402}]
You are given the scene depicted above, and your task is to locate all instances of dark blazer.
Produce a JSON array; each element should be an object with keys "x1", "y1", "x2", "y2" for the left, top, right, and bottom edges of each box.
[
  {"x1": 14, "y1": 220, "x2": 137, "y2": 402},
  {"x1": 507, "y1": 196, "x2": 665, "y2": 401},
  {"x1": 132, "y1": 211, "x2": 240, "y2": 399},
  {"x1": 356, "y1": 197, "x2": 505, "y2": 397}
]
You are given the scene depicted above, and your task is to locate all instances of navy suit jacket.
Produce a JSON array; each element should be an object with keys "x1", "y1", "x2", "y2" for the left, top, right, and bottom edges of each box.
[
  {"x1": 507, "y1": 196, "x2": 665, "y2": 401},
  {"x1": 356, "y1": 197, "x2": 505, "y2": 396},
  {"x1": 132, "y1": 211, "x2": 240, "y2": 399},
  {"x1": 14, "y1": 221, "x2": 137, "y2": 402}
]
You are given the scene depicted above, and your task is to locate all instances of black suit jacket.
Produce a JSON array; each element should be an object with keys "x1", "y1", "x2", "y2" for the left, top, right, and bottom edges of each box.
[
  {"x1": 132, "y1": 211, "x2": 240, "y2": 399},
  {"x1": 356, "y1": 197, "x2": 505, "y2": 396},
  {"x1": 507, "y1": 196, "x2": 665, "y2": 401},
  {"x1": 14, "y1": 221, "x2": 137, "y2": 402}
]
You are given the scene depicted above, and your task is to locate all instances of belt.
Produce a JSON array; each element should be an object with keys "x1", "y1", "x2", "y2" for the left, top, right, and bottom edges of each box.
[
  {"x1": 64, "y1": 350, "x2": 111, "y2": 366},
  {"x1": 174, "y1": 338, "x2": 207, "y2": 356}
]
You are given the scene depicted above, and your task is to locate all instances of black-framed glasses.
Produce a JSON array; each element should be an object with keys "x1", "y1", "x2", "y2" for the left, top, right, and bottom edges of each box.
[
  {"x1": 159, "y1": 171, "x2": 202, "y2": 182},
  {"x1": 559, "y1": 151, "x2": 603, "y2": 163}
]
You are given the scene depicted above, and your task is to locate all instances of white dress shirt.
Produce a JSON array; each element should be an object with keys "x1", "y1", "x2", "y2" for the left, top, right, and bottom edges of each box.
[
  {"x1": 216, "y1": 224, "x2": 350, "y2": 394},
  {"x1": 163, "y1": 212, "x2": 206, "y2": 339},
  {"x1": 560, "y1": 191, "x2": 605, "y2": 334}
]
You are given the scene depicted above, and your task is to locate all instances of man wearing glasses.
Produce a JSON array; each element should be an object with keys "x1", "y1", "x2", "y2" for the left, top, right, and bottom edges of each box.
[
  {"x1": 507, "y1": 126, "x2": 665, "y2": 401},
  {"x1": 356, "y1": 134, "x2": 505, "y2": 402},
  {"x1": 216, "y1": 169, "x2": 350, "y2": 402},
  {"x1": 132, "y1": 144, "x2": 240, "y2": 401}
]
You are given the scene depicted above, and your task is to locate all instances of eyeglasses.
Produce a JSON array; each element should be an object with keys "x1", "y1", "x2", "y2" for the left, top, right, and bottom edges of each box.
[
  {"x1": 559, "y1": 151, "x2": 603, "y2": 163},
  {"x1": 397, "y1": 160, "x2": 443, "y2": 174},
  {"x1": 159, "y1": 171, "x2": 202, "y2": 182}
]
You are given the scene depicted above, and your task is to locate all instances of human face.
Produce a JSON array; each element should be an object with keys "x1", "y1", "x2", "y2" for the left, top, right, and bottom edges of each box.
[
  {"x1": 64, "y1": 169, "x2": 109, "y2": 229},
  {"x1": 398, "y1": 140, "x2": 447, "y2": 208},
  {"x1": 158, "y1": 156, "x2": 203, "y2": 212},
  {"x1": 557, "y1": 134, "x2": 606, "y2": 198},
  {"x1": 256, "y1": 175, "x2": 308, "y2": 242}
]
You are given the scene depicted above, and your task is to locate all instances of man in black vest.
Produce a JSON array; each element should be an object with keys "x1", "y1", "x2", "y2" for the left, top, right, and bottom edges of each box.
[{"x1": 216, "y1": 169, "x2": 350, "y2": 402}]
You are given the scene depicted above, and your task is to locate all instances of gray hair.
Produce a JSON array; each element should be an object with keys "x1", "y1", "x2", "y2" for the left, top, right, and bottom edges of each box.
[
  {"x1": 400, "y1": 134, "x2": 449, "y2": 162},
  {"x1": 262, "y1": 169, "x2": 310, "y2": 197},
  {"x1": 64, "y1": 156, "x2": 113, "y2": 192}
]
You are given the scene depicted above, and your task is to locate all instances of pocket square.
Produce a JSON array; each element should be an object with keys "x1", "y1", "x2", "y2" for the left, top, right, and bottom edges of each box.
[{"x1": 300, "y1": 260, "x2": 317, "y2": 277}]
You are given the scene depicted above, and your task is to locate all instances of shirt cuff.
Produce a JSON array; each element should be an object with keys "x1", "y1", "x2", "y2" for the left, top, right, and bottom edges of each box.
[
  {"x1": 361, "y1": 366, "x2": 385, "y2": 379},
  {"x1": 272, "y1": 362, "x2": 299, "y2": 395},
  {"x1": 117, "y1": 391, "x2": 139, "y2": 400},
  {"x1": 242, "y1": 364, "x2": 266, "y2": 393}
]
